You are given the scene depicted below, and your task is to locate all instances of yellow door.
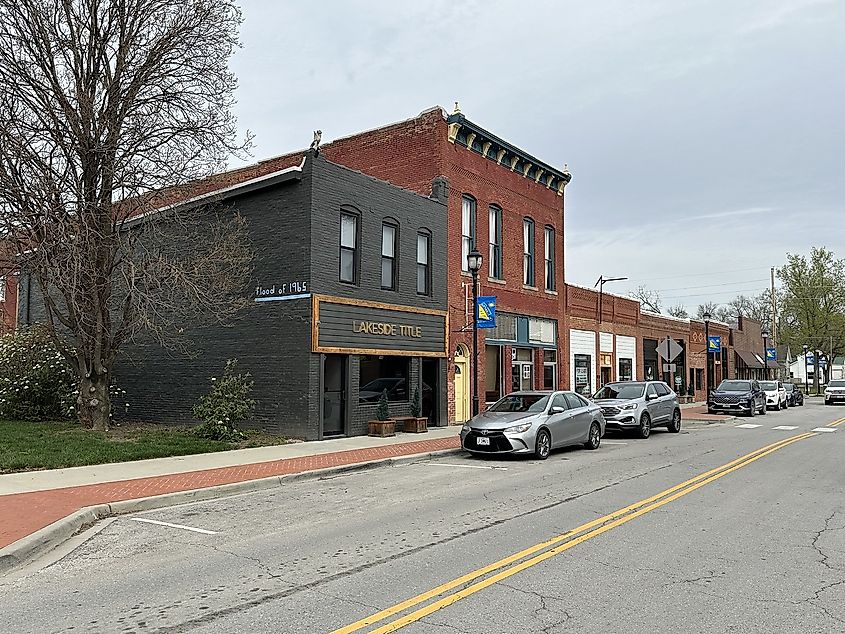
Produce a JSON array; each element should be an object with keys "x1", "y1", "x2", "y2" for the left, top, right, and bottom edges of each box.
[{"x1": 454, "y1": 346, "x2": 470, "y2": 423}]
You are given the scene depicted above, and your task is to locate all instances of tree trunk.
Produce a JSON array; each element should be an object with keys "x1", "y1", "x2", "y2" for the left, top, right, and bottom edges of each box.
[{"x1": 79, "y1": 373, "x2": 111, "y2": 431}]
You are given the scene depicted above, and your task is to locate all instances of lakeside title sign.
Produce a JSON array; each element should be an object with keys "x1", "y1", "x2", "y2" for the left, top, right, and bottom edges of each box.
[{"x1": 353, "y1": 320, "x2": 422, "y2": 338}]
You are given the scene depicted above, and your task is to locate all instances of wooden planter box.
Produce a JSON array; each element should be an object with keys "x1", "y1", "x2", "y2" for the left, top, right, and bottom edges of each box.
[
  {"x1": 398, "y1": 416, "x2": 428, "y2": 433},
  {"x1": 368, "y1": 420, "x2": 396, "y2": 437}
]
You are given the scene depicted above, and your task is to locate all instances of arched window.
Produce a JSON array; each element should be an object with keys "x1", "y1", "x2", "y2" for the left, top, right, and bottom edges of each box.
[
  {"x1": 461, "y1": 195, "x2": 476, "y2": 273},
  {"x1": 416, "y1": 229, "x2": 431, "y2": 296},
  {"x1": 523, "y1": 217, "x2": 535, "y2": 287},
  {"x1": 488, "y1": 205, "x2": 502, "y2": 280},
  {"x1": 381, "y1": 218, "x2": 399, "y2": 290},
  {"x1": 339, "y1": 207, "x2": 360, "y2": 284}
]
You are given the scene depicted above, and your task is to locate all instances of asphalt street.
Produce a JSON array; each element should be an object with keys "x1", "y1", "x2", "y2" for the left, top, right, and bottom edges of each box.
[{"x1": 3, "y1": 401, "x2": 844, "y2": 634}]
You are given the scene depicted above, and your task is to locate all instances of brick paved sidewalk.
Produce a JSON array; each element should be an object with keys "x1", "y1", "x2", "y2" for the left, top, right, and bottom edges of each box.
[
  {"x1": 683, "y1": 405, "x2": 735, "y2": 422},
  {"x1": 0, "y1": 435, "x2": 460, "y2": 551}
]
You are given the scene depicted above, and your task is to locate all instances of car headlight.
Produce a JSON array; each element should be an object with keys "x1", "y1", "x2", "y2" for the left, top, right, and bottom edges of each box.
[
  {"x1": 504, "y1": 421, "x2": 533, "y2": 434},
  {"x1": 619, "y1": 403, "x2": 638, "y2": 411},
  {"x1": 461, "y1": 423, "x2": 471, "y2": 432}
]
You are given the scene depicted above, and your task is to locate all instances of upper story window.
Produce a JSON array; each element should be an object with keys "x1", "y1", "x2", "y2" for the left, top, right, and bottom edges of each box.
[
  {"x1": 544, "y1": 226, "x2": 556, "y2": 291},
  {"x1": 488, "y1": 205, "x2": 502, "y2": 280},
  {"x1": 523, "y1": 217, "x2": 535, "y2": 287},
  {"x1": 461, "y1": 195, "x2": 476, "y2": 273},
  {"x1": 381, "y1": 221, "x2": 398, "y2": 290},
  {"x1": 417, "y1": 230, "x2": 431, "y2": 296},
  {"x1": 340, "y1": 211, "x2": 359, "y2": 284}
]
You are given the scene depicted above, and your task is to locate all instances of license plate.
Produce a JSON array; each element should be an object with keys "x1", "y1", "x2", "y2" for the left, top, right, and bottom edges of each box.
[{"x1": 476, "y1": 437, "x2": 490, "y2": 446}]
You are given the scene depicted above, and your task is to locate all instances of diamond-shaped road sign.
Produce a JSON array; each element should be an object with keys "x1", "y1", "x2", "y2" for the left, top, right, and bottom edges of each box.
[{"x1": 656, "y1": 336, "x2": 683, "y2": 362}]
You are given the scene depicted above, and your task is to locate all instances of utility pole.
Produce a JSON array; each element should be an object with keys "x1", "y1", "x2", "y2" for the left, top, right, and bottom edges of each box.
[{"x1": 770, "y1": 267, "x2": 778, "y2": 347}]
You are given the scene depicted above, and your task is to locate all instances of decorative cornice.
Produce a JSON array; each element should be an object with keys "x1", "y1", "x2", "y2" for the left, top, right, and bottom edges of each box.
[{"x1": 446, "y1": 113, "x2": 572, "y2": 195}]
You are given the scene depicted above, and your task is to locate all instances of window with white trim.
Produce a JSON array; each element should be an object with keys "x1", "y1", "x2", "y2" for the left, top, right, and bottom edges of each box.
[
  {"x1": 339, "y1": 212, "x2": 358, "y2": 284},
  {"x1": 381, "y1": 222, "x2": 398, "y2": 290},
  {"x1": 523, "y1": 217, "x2": 535, "y2": 286},
  {"x1": 544, "y1": 226, "x2": 556, "y2": 291},
  {"x1": 461, "y1": 195, "x2": 476, "y2": 273},
  {"x1": 416, "y1": 231, "x2": 431, "y2": 295},
  {"x1": 488, "y1": 205, "x2": 502, "y2": 279}
]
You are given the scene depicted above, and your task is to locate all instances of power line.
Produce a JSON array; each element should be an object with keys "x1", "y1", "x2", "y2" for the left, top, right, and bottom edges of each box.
[
  {"x1": 629, "y1": 265, "x2": 768, "y2": 283},
  {"x1": 646, "y1": 278, "x2": 769, "y2": 293}
]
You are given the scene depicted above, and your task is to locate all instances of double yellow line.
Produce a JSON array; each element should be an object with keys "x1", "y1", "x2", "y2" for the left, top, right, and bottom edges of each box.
[
  {"x1": 828, "y1": 416, "x2": 845, "y2": 427},
  {"x1": 331, "y1": 432, "x2": 816, "y2": 634}
]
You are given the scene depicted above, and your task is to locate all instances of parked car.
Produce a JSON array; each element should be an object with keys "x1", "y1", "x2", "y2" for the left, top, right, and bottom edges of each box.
[
  {"x1": 460, "y1": 391, "x2": 605, "y2": 460},
  {"x1": 592, "y1": 381, "x2": 681, "y2": 438},
  {"x1": 783, "y1": 383, "x2": 804, "y2": 407},
  {"x1": 825, "y1": 379, "x2": 845, "y2": 405},
  {"x1": 708, "y1": 380, "x2": 767, "y2": 417},
  {"x1": 760, "y1": 380, "x2": 788, "y2": 410}
]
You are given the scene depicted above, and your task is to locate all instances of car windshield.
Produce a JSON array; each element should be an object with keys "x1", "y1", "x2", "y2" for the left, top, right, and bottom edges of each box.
[
  {"x1": 488, "y1": 394, "x2": 551, "y2": 413},
  {"x1": 829, "y1": 380, "x2": 845, "y2": 388},
  {"x1": 718, "y1": 381, "x2": 751, "y2": 392},
  {"x1": 760, "y1": 381, "x2": 777, "y2": 390},
  {"x1": 593, "y1": 383, "x2": 645, "y2": 400}
]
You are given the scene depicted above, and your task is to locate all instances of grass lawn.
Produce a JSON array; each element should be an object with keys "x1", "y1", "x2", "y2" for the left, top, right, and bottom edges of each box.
[{"x1": 0, "y1": 420, "x2": 291, "y2": 473}]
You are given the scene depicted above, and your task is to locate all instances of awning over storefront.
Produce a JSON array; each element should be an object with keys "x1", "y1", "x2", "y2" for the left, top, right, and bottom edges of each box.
[{"x1": 736, "y1": 349, "x2": 765, "y2": 369}]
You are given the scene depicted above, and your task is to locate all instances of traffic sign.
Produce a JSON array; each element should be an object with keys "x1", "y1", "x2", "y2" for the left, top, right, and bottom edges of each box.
[
  {"x1": 656, "y1": 336, "x2": 683, "y2": 362},
  {"x1": 662, "y1": 363, "x2": 677, "y2": 373}
]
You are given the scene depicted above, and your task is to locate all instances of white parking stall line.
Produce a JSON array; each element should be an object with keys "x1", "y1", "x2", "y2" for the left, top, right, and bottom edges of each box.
[
  {"x1": 772, "y1": 426, "x2": 800, "y2": 431},
  {"x1": 811, "y1": 427, "x2": 837, "y2": 433},
  {"x1": 735, "y1": 424, "x2": 763, "y2": 429},
  {"x1": 600, "y1": 440, "x2": 629, "y2": 445},
  {"x1": 130, "y1": 518, "x2": 218, "y2": 535},
  {"x1": 426, "y1": 463, "x2": 508, "y2": 471}
]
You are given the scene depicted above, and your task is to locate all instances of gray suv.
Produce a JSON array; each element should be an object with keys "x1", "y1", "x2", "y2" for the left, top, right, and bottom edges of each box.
[{"x1": 592, "y1": 381, "x2": 681, "y2": 438}]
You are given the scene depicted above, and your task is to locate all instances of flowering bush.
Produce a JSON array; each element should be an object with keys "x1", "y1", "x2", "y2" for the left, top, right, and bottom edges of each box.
[
  {"x1": 0, "y1": 327, "x2": 129, "y2": 422},
  {"x1": 193, "y1": 359, "x2": 255, "y2": 442},
  {"x1": 0, "y1": 327, "x2": 76, "y2": 420}
]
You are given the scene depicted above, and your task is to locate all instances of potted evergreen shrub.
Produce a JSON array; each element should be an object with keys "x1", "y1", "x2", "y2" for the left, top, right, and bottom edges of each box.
[
  {"x1": 404, "y1": 386, "x2": 428, "y2": 433},
  {"x1": 368, "y1": 389, "x2": 395, "y2": 437}
]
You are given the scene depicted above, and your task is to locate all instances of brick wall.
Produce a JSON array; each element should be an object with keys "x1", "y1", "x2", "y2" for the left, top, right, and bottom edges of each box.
[{"x1": 0, "y1": 273, "x2": 16, "y2": 335}]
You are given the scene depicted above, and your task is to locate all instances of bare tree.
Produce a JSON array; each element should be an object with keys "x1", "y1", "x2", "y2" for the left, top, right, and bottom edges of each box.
[
  {"x1": 631, "y1": 285, "x2": 662, "y2": 314},
  {"x1": 666, "y1": 304, "x2": 689, "y2": 319},
  {"x1": 0, "y1": 0, "x2": 253, "y2": 430}
]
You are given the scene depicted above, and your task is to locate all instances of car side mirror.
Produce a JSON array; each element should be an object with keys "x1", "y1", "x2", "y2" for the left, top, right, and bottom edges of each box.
[
  {"x1": 550, "y1": 406, "x2": 566, "y2": 414},
  {"x1": 647, "y1": 393, "x2": 658, "y2": 401}
]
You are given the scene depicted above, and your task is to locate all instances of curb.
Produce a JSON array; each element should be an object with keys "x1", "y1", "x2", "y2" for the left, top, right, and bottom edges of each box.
[{"x1": 0, "y1": 446, "x2": 463, "y2": 576}]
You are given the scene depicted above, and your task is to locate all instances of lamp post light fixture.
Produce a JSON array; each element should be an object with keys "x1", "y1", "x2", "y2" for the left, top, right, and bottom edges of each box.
[
  {"x1": 703, "y1": 311, "x2": 712, "y2": 398},
  {"x1": 467, "y1": 248, "x2": 483, "y2": 417},
  {"x1": 803, "y1": 344, "x2": 809, "y2": 394},
  {"x1": 761, "y1": 327, "x2": 770, "y2": 380}
]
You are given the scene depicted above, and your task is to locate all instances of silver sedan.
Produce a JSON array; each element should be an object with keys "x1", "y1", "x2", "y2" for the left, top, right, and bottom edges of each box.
[{"x1": 460, "y1": 391, "x2": 606, "y2": 460}]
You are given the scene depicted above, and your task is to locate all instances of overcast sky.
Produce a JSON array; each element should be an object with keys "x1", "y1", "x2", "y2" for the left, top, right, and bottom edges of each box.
[{"x1": 229, "y1": 0, "x2": 844, "y2": 313}]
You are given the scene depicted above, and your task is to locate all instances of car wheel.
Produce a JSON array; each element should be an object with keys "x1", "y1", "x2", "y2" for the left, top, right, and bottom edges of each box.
[
  {"x1": 667, "y1": 409, "x2": 681, "y2": 433},
  {"x1": 748, "y1": 403, "x2": 756, "y2": 417},
  {"x1": 584, "y1": 422, "x2": 601, "y2": 450},
  {"x1": 534, "y1": 429, "x2": 551, "y2": 460},
  {"x1": 759, "y1": 401, "x2": 767, "y2": 415},
  {"x1": 637, "y1": 413, "x2": 651, "y2": 439}
]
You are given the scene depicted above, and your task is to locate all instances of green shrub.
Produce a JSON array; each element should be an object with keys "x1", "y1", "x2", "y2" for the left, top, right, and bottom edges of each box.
[
  {"x1": 193, "y1": 359, "x2": 255, "y2": 442},
  {"x1": 376, "y1": 389, "x2": 390, "y2": 421},
  {"x1": 0, "y1": 326, "x2": 76, "y2": 420}
]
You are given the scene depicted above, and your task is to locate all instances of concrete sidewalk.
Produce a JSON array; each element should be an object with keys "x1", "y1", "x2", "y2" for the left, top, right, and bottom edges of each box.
[{"x1": 0, "y1": 426, "x2": 462, "y2": 572}]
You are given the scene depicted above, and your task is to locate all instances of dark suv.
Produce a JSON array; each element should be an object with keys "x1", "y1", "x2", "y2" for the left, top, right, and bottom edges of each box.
[
  {"x1": 708, "y1": 380, "x2": 767, "y2": 417},
  {"x1": 783, "y1": 383, "x2": 804, "y2": 407}
]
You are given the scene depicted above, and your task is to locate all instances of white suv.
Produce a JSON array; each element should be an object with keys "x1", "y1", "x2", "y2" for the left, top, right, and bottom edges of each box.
[
  {"x1": 824, "y1": 380, "x2": 845, "y2": 405},
  {"x1": 760, "y1": 380, "x2": 787, "y2": 410}
]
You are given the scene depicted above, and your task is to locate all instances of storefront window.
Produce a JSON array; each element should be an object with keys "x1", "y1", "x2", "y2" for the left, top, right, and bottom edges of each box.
[
  {"x1": 359, "y1": 356, "x2": 410, "y2": 403},
  {"x1": 619, "y1": 358, "x2": 633, "y2": 381},
  {"x1": 488, "y1": 313, "x2": 516, "y2": 342},
  {"x1": 574, "y1": 354, "x2": 592, "y2": 396},
  {"x1": 485, "y1": 345, "x2": 502, "y2": 403},
  {"x1": 512, "y1": 348, "x2": 533, "y2": 392},
  {"x1": 543, "y1": 349, "x2": 557, "y2": 390}
]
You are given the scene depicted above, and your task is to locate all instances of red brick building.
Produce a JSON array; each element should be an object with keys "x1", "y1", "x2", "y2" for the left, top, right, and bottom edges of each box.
[{"x1": 318, "y1": 106, "x2": 571, "y2": 422}]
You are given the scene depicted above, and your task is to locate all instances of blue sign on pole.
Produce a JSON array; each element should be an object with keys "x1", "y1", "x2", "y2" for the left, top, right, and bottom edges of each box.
[
  {"x1": 766, "y1": 348, "x2": 777, "y2": 362},
  {"x1": 707, "y1": 336, "x2": 721, "y2": 353},
  {"x1": 477, "y1": 296, "x2": 497, "y2": 329}
]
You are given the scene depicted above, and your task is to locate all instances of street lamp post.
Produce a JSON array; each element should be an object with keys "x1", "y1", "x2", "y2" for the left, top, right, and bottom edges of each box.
[
  {"x1": 703, "y1": 311, "x2": 712, "y2": 399},
  {"x1": 467, "y1": 248, "x2": 483, "y2": 417},
  {"x1": 594, "y1": 275, "x2": 628, "y2": 324},
  {"x1": 803, "y1": 344, "x2": 809, "y2": 394},
  {"x1": 761, "y1": 327, "x2": 770, "y2": 380}
]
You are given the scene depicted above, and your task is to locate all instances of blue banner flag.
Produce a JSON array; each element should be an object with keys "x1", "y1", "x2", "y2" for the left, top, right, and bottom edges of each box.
[
  {"x1": 707, "y1": 336, "x2": 721, "y2": 353},
  {"x1": 766, "y1": 348, "x2": 777, "y2": 361},
  {"x1": 477, "y1": 296, "x2": 497, "y2": 329}
]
